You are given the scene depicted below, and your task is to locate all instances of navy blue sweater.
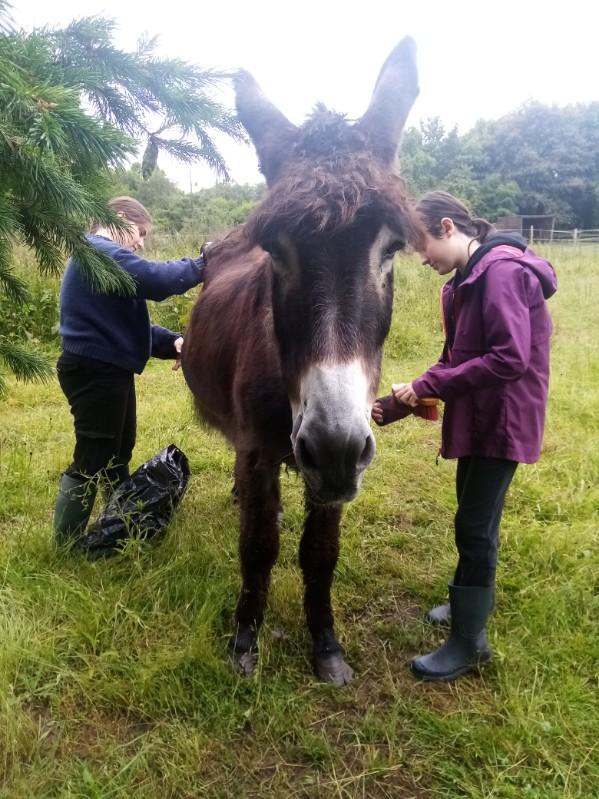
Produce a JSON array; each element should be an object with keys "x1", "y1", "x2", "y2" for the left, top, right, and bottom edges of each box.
[{"x1": 59, "y1": 235, "x2": 204, "y2": 374}]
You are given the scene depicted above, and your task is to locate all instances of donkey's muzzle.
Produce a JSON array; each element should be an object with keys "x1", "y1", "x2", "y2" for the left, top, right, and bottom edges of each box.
[
  {"x1": 293, "y1": 418, "x2": 375, "y2": 504},
  {"x1": 291, "y1": 360, "x2": 377, "y2": 504}
]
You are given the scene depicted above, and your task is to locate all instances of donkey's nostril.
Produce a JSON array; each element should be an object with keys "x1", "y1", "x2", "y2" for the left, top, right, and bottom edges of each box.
[
  {"x1": 297, "y1": 435, "x2": 317, "y2": 471},
  {"x1": 357, "y1": 434, "x2": 375, "y2": 469}
]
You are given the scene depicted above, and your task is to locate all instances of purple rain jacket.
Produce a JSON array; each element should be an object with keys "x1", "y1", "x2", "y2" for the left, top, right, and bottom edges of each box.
[{"x1": 412, "y1": 243, "x2": 557, "y2": 464}]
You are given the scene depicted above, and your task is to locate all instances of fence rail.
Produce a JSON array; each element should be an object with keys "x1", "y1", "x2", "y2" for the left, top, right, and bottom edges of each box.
[{"x1": 497, "y1": 227, "x2": 599, "y2": 244}]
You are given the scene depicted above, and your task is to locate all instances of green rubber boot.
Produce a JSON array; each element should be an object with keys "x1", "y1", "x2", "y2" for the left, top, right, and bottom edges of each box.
[
  {"x1": 411, "y1": 584, "x2": 494, "y2": 682},
  {"x1": 54, "y1": 473, "x2": 97, "y2": 545}
]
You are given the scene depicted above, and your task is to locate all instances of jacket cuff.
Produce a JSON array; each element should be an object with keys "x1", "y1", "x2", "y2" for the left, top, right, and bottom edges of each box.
[{"x1": 412, "y1": 375, "x2": 440, "y2": 400}]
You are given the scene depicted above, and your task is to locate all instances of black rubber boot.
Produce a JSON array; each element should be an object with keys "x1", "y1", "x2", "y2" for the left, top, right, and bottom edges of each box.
[
  {"x1": 54, "y1": 473, "x2": 97, "y2": 545},
  {"x1": 411, "y1": 584, "x2": 493, "y2": 681},
  {"x1": 425, "y1": 585, "x2": 495, "y2": 627},
  {"x1": 425, "y1": 602, "x2": 451, "y2": 626}
]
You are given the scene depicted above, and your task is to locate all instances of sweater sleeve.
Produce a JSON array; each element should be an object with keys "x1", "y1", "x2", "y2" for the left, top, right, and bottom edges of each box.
[
  {"x1": 114, "y1": 247, "x2": 205, "y2": 301},
  {"x1": 412, "y1": 262, "x2": 532, "y2": 401},
  {"x1": 151, "y1": 325, "x2": 180, "y2": 359}
]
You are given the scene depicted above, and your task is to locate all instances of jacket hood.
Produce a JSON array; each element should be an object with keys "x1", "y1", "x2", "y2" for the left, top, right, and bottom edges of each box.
[{"x1": 457, "y1": 237, "x2": 557, "y2": 299}]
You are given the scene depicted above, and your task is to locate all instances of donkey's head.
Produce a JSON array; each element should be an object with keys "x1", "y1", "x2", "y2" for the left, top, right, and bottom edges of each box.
[{"x1": 236, "y1": 39, "x2": 420, "y2": 504}]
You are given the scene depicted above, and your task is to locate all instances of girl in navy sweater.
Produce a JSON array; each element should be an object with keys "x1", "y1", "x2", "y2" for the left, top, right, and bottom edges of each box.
[{"x1": 54, "y1": 196, "x2": 205, "y2": 543}]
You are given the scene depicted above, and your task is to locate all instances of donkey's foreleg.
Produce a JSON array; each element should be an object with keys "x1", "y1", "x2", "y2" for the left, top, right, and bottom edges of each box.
[
  {"x1": 299, "y1": 500, "x2": 353, "y2": 686},
  {"x1": 230, "y1": 451, "x2": 280, "y2": 676}
]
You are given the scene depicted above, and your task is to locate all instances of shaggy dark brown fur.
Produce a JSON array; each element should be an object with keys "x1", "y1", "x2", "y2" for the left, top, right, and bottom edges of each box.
[
  {"x1": 248, "y1": 108, "x2": 421, "y2": 247},
  {"x1": 182, "y1": 40, "x2": 420, "y2": 685}
]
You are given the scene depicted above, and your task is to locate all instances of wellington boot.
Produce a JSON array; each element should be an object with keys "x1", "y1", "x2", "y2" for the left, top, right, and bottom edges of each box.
[
  {"x1": 54, "y1": 473, "x2": 96, "y2": 545},
  {"x1": 411, "y1": 584, "x2": 494, "y2": 682}
]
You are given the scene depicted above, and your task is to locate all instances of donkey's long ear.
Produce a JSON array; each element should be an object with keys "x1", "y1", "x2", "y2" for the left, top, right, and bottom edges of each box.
[
  {"x1": 235, "y1": 70, "x2": 298, "y2": 185},
  {"x1": 357, "y1": 37, "x2": 419, "y2": 168}
]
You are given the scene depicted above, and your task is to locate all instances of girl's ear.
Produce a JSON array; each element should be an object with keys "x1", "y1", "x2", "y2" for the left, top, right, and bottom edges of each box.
[{"x1": 441, "y1": 217, "x2": 455, "y2": 236}]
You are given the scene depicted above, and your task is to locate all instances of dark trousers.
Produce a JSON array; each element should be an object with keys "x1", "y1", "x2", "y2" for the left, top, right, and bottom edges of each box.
[
  {"x1": 453, "y1": 456, "x2": 518, "y2": 587},
  {"x1": 57, "y1": 351, "x2": 136, "y2": 482}
]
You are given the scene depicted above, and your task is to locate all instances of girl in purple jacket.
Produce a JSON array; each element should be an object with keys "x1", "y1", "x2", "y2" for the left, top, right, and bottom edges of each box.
[{"x1": 373, "y1": 191, "x2": 557, "y2": 682}]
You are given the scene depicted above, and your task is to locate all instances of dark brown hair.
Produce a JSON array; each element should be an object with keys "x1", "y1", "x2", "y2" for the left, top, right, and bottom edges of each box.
[
  {"x1": 91, "y1": 196, "x2": 152, "y2": 234},
  {"x1": 247, "y1": 152, "x2": 422, "y2": 248},
  {"x1": 415, "y1": 191, "x2": 494, "y2": 243},
  {"x1": 245, "y1": 107, "x2": 423, "y2": 249}
]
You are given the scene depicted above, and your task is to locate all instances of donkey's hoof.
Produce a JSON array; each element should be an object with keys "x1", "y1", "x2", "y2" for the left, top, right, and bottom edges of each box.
[
  {"x1": 231, "y1": 649, "x2": 258, "y2": 677},
  {"x1": 314, "y1": 654, "x2": 354, "y2": 686}
]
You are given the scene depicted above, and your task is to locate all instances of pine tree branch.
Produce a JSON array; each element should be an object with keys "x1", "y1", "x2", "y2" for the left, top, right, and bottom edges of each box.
[
  {"x1": 0, "y1": 337, "x2": 54, "y2": 392},
  {"x1": 0, "y1": 246, "x2": 30, "y2": 304},
  {"x1": 0, "y1": 12, "x2": 242, "y2": 393}
]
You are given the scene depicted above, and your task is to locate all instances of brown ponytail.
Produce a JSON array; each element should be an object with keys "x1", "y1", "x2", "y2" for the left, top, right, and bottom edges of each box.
[
  {"x1": 415, "y1": 191, "x2": 494, "y2": 243},
  {"x1": 472, "y1": 217, "x2": 493, "y2": 242}
]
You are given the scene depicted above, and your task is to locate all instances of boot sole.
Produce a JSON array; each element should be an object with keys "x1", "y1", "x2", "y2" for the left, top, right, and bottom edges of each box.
[{"x1": 410, "y1": 651, "x2": 492, "y2": 682}]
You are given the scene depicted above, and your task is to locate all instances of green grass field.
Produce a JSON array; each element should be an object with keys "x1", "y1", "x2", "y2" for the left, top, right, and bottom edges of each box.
[{"x1": 0, "y1": 245, "x2": 597, "y2": 798}]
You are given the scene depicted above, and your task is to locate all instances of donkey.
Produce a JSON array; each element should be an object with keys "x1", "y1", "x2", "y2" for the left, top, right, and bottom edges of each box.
[{"x1": 182, "y1": 38, "x2": 420, "y2": 685}]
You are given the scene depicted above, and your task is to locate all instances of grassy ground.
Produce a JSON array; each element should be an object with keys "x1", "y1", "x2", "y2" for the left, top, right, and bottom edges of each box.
[{"x1": 0, "y1": 245, "x2": 597, "y2": 798}]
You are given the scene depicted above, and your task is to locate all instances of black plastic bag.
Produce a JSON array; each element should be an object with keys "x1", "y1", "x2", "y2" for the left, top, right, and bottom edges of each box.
[{"x1": 79, "y1": 444, "x2": 190, "y2": 559}]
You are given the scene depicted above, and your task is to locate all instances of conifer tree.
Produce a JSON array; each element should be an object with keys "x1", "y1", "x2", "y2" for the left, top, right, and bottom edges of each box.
[{"x1": 0, "y1": 1, "x2": 242, "y2": 393}]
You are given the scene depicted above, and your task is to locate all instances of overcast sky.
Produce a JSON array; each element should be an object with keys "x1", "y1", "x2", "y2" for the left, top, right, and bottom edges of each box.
[{"x1": 9, "y1": 0, "x2": 599, "y2": 189}]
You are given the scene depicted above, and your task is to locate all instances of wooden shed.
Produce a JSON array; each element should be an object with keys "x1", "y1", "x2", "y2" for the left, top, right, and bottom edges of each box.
[{"x1": 495, "y1": 214, "x2": 555, "y2": 242}]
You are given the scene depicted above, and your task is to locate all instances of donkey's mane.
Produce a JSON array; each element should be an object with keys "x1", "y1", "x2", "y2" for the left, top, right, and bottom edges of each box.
[
  {"x1": 247, "y1": 104, "x2": 420, "y2": 246},
  {"x1": 293, "y1": 104, "x2": 366, "y2": 160}
]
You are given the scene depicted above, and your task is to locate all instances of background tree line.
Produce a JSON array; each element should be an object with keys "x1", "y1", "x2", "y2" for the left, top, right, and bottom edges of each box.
[
  {"x1": 400, "y1": 103, "x2": 599, "y2": 228},
  {"x1": 114, "y1": 101, "x2": 599, "y2": 234},
  {"x1": 109, "y1": 165, "x2": 265, "y2": 239}
]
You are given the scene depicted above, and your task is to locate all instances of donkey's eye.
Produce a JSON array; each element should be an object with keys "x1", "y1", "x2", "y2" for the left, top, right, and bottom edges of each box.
[
  {"x1": 383, "y1": 240, "x2": 404, "y2": 259},
  {"x1": 379, "y1": 240, "x2": 405, "y2": 271},
  {"x1": 263, "y1": 242, "x2": 285, "y2": 264},
  {"x1": 270, "y1": 248, "x2": 285, "y2": 263},
  {"x1": 262, "y1": 235, "x2": 297, "y2": 278}
]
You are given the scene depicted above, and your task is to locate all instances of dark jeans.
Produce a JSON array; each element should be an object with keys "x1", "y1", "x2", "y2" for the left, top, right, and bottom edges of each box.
[
  {"x1": 453, "y1": 456, "x2": 518, "y2": 587},
  {"x1": 57, "y1": 351, "x2": 136, "y2": 482}
]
